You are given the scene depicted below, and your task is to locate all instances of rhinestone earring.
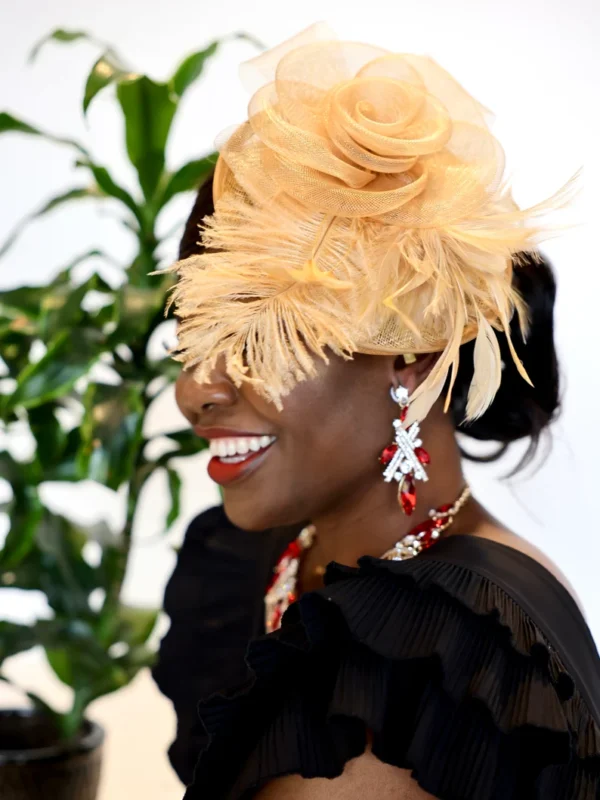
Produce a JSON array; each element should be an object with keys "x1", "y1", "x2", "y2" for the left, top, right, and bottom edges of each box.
[{"x1": 378, "y1": 384, "x2": 430, "y2": 515}]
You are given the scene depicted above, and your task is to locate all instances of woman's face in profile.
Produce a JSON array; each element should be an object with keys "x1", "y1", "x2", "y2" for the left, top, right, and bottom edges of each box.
[{"x1": 174, "y1": 351, "x2": 399, "y2": 531}]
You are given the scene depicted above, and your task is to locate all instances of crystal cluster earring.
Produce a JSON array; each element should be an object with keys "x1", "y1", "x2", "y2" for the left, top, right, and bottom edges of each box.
[{"x1": 378, "y1": 384, "x2": 430, "y2": 515}]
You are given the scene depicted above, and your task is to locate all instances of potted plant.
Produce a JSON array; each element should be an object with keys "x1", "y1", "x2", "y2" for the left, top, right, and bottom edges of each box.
[{"x1": 0, "y1": 28, "x2": 254, "y2": 799}]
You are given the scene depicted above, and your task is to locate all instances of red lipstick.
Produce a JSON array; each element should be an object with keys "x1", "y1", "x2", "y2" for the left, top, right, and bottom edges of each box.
[
  {"x1": 207, "y1": 444, "x2": 275, "y2": 486},
  {"x1": 194, "y1": 426, "x2": 270, "y2": 439}
]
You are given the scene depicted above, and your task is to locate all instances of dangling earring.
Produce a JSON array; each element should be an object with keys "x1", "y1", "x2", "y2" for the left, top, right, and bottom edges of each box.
[{"x1": 378, "y1": 384, "x2": 430, "y2": 515}]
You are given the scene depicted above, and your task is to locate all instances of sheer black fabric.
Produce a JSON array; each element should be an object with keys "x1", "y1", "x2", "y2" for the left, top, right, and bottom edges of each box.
[
  {"x1": 153, "y1": 506, "x2": 600, "y2": 799},
  {"x1": 152, "y1": 506, "x2": 297, "y2": 784}
]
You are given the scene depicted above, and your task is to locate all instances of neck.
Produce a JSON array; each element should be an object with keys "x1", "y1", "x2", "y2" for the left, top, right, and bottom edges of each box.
[{"x1": 301, "y1": 405, "x2": 469, "y2": 588}]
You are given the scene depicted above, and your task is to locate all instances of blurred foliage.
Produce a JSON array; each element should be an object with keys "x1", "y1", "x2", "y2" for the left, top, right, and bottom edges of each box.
[{"x1": 0, "y1": 28, "x2": 255, "y2": 739}]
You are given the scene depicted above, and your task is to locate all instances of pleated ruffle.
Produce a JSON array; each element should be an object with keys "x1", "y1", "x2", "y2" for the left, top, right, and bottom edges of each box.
[
  {"x1": 185, "y1": 550, "x2": 600, "y2": 800},
  {"x1": 152, "y1": 505, "x2": 296, "y2": 785}
]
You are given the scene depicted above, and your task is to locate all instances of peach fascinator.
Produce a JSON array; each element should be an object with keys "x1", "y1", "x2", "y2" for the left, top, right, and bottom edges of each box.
[{"x1": 159, "y1": 23, "x2": 577, "y2": 422}]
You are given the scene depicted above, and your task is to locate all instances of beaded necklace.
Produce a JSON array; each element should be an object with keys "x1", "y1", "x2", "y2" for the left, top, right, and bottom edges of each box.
[{"x1": 265, "y1": 485, "x2": 471, "y2": 633}]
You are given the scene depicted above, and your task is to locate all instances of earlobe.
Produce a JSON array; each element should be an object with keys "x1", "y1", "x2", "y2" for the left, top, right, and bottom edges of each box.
[{"x1": 393, "y1": 352, "x2": 439, "y2": 396}]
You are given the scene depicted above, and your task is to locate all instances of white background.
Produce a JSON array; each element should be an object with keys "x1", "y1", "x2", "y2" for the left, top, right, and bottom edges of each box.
[{"x1": 0, "y1": 2, "x2": 598, "y2": 794}]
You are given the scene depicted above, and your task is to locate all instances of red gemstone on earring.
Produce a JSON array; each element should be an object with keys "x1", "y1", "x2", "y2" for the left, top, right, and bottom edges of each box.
[
  {"x1": 379, "y1": 444, "x2": 398, "y2": 465},
  {"x1": 283, "y1": 541, "x2": 301, "y2": 560},
  {"x1": 399, "y1": 475, "x2": 417, "y2": 515},
  {"x1": 271, "y1": 607, "x2": 282, "y2": 630},
  {"x1": 400, "y1": 407, "x2": 408, "y2": 423},
  {"x1": 415, "y1": 446, "x2": 430, "y2": 465}
]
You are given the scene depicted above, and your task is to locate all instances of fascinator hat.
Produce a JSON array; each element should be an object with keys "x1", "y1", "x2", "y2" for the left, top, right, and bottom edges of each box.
[{"x1": 160, "y1": 23, "x2": 576, "y2": 424}]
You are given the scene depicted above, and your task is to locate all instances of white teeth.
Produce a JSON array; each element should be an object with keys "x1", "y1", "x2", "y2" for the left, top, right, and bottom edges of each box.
[
  {"x1": 219, "y1": 454, "x2": 248, "y2": 464},
  {"x1": 209, "y1": 435, "x2": 276, "y2": 459}
]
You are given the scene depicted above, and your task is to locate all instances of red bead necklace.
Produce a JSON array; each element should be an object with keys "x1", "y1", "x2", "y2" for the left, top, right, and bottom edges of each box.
[{"x1": 265, "y1": 485, "x2": 471, "y2": 633}]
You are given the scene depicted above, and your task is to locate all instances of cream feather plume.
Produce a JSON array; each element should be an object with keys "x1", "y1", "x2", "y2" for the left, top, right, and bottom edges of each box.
[{"x1": 155, "y1": 29, "x2": 580, "y2": 420}]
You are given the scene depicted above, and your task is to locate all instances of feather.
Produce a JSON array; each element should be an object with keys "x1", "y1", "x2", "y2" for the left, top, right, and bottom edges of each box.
[
  {"x1": 156, "y1": 194, "x2": 360, "y2": 410},
  {"x1": 466, "y1": 312, "x2": 503, "y2": 420},
  {"x1": 152, "y1": 38, "x2": 581, "y2": 420}
]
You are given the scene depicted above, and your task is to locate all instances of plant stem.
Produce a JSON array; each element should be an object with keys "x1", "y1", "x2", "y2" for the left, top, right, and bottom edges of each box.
[{"x1": 98, "y1": 449, "x2": 152, "y2": 628}]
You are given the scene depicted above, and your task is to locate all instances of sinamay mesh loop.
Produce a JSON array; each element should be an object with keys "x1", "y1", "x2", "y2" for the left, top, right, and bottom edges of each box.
[{"x1": 156, "y1": 24, "x2": 578, "y2": 422}]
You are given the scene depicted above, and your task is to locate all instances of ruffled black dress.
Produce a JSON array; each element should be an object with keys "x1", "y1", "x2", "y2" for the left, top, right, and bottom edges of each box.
[{"x1": 152, "y1": 505, "x2": 600, "y2": 799}]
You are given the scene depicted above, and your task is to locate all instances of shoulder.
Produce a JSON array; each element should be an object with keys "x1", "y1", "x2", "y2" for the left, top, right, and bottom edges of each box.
[
  {"x1": 466, "y1": 526, "x2": 586, "y2": 617},
  {"x1": 185, "y1": 536, "x2": 600, "y2": 799}
]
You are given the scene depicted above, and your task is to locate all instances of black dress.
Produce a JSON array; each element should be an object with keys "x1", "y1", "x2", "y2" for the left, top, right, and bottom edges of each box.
[{"x1": 152, "y1": 505, "x2": 600, "y2": 799}]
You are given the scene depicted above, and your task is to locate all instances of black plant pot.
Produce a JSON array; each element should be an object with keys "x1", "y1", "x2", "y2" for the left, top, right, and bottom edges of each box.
[{"x1": 0, "y1": 710, "x2": 104, "y2": 800}]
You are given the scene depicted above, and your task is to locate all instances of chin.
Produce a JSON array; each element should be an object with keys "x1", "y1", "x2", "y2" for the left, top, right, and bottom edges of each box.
[
  {"x1": 222, "y1": 495, "x2": 280, "y2": 532},
  {"x1": 222, "y1": 492, "x2": 303, "y2": 532}
]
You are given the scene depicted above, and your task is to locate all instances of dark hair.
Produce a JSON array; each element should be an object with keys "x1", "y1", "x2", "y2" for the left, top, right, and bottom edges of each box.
[
  {"x1": 179, "y1": 174, "x2": 215, "y2": 260},
  {"x1": 451, "y1": 252, "x2": 560, "y2": 472},
  {"x1": 180, "y1": 172, "x2": 560, "y2": 473}
]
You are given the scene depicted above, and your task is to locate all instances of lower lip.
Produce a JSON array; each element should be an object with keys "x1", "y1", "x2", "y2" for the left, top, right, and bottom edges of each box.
[{"x1": 207, "y1": 443, "x2": 275, "y2": 486}]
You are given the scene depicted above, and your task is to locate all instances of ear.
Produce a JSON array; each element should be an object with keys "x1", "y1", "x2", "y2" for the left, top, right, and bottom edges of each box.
[{"x1": 393, "y1": 353, "x2": 439, "y2": 396}]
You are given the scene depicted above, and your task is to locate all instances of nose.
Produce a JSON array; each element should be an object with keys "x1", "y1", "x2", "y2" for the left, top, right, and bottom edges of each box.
[{"x1": 174, "y1": 357, "x2": 238, "y2": 426}]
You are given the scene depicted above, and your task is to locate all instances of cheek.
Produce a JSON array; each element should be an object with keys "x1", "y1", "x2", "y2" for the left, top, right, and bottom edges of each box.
[{"x1": 279, "y1": 372, "x2": 391, "y2": 490}]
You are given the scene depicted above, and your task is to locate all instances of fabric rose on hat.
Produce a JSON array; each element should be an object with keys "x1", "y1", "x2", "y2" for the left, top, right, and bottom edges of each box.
[{"x1": 223, "y1": 41, "x2": 505, "y2": 226}]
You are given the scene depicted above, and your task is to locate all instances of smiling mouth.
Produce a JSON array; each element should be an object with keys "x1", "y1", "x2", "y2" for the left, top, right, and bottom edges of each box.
[
  {"x1": 208, "y1": 435, "x2": 277, "y2": 461},
  {"x1": 207, "y1": 435, "x2": 277, "y2": 485}
]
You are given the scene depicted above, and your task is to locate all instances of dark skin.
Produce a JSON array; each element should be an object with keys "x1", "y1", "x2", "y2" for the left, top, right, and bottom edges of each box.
[{"x1": 174, "y1": 347, "x2": 579, "y2": 799}]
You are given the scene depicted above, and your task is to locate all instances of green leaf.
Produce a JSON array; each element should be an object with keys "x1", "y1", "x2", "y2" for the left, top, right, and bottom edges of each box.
[
  {"x1": 0, "y1": 331, "x2": 35, "y2": 380},
  {"x1": 0, "y1": 286, "x2": 46, "y2": 321},
  {"x1": 156, "y1": 154, "x2": 216, "y2": 212},
  {"x1": 232, "y1": 31, "x2": 268, "y2": 51},
  {"x1": 0, "y1": 112, "x2": 43, "y2": 136},
  {"x1": 28, "y1": 29, "x2": 101, "y2": 63},
  {"x1": 4, "y1": 328, "x2": 101, "y2": 412},
  {"x1": 170, "y1": 41, "x2": 219, "y2": 98},
  {"x1": 0, "y1": 186, "x2": 97, "y2": 260},
  {"x1": 25, "y1": 689, "x2": 61, "y2": 722},
  {"x1": 152, "y1": 356, "x2": 182, "y2": 384},
  {"x1": 40, "y1": 614, "x2": 135, "y2": 733},
  {"x1": 76, "y1": 159, "x2": 143, "y2": 222},
  {"x1": 168, "y1": 31, "x2": 265, "y2": 99},
  {"x1": 3, "y1": 513, "x2": 97, "y2": 615},
  {"x1": 27, "y1": 404, "x2": 68, "y2": 472},
  {"x1": 0, "y1": 501, "x2": 42, "y2": 570},
  {"x1": 78, "y1": 382, "x2": 145, "y2": 489},
  {"x1": 40, "y1": 278, "x2": 89, "y2": 338},
  {"x1": 156, "y1": 429, "x2": 208, "y2": 465},
  {"x1": 116, "y1": 605, "x2": 158, "y2": 647},
  {"x1": 44, "y1": 634, "x2": 115, "y2": 692},
  {"x1": 36, "y1": 515, "x2": 97, "y2": 613},
  {"x1": 84, "y1": 49, "x2": 131, "y2": 114},
  {"x1": 0, "y1": 452, "x2": 43, "y2": 569},
  {"x1": 0, "y1": 255, "x2": 109, "y2": 381},
  {"x1": 42, "y1": 187, "x2": 98, "y2": 214},
  {"x1": 0, "y1": 622, "x2": 39, "y2": 665},
  {"x1": 0, "y1": 112, "x2": 88, "y2": 156},
  {"x1": 165, "y1": 466, "x2": 181, "y2": 528},
  {"x1": 43, "y1": 427, "x2": 84, "y2": 481},
  {"x1": 108, "y1": 283, "x2": 166, "y2": 347},
  {"x1": 116, "y1": 76, "x2": 177, "y2": 201}
]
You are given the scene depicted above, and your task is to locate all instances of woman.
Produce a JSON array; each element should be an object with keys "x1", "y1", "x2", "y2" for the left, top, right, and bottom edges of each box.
[{"x1": 152, "y1": 26, "x2": 600, "y2": 799}]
